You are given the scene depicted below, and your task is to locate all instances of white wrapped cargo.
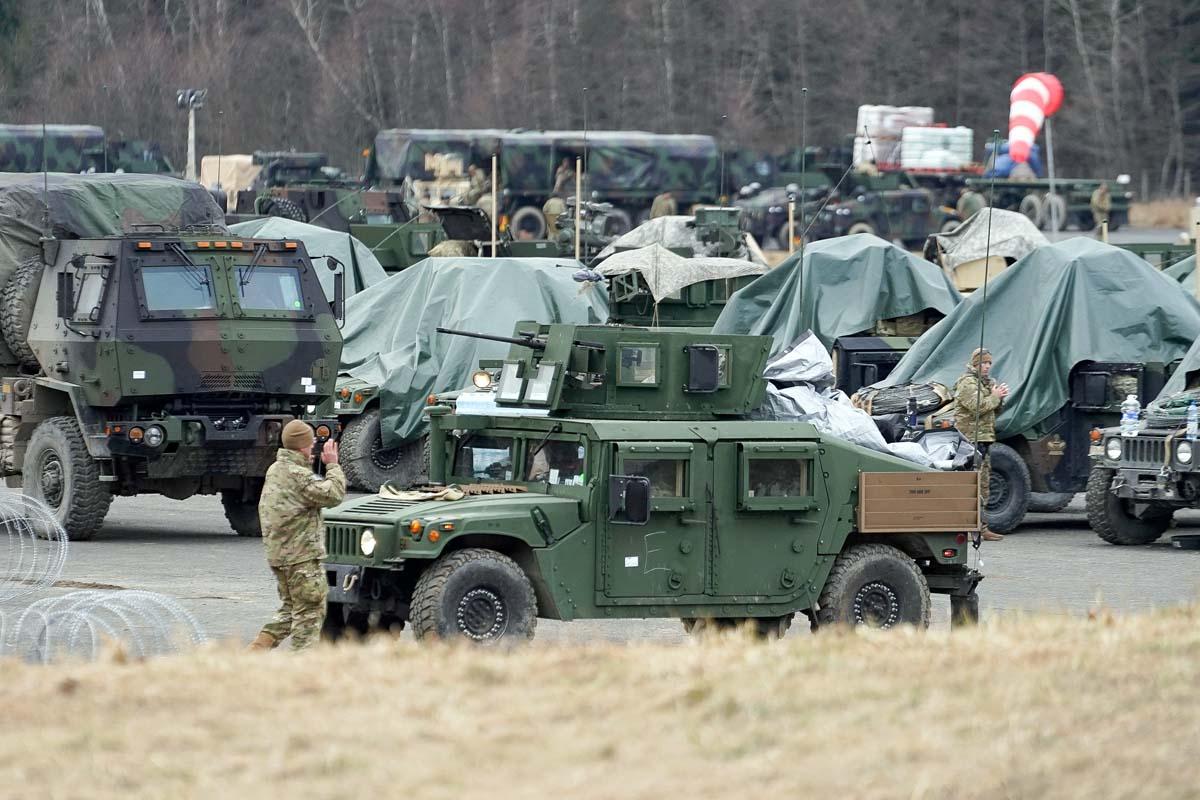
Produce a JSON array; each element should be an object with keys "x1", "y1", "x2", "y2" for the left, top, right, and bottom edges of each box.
[
  {"x1": 855, "y1": 105, "x2": 934, "y2": 139},
  {"x1": 852, "y1": 135, "x2": 902, "y2": 167},
  {"x1": 900, "y1": 126, "x2": 974, "y2": 169}
]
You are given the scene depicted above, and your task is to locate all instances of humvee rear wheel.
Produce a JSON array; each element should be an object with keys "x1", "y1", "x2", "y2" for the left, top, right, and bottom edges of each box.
[
  {"x1": 682, "y1": 615, "x2": 793, "y2": 639},
  {"x1": 1028, "y1": 492, "x2": 1074, "y2": 513},
  {"x1": 816, "y1": 544, "x2": 930, "y2": 629},
  {"x1": 24, "y1": 417, "x2": 112, "y2": 541},
  {"x1": 410, "y1": 548, "x2": 536, "y2": 643},
  {"x1": 847, "y1": 221, "x2": 876, "y2": 236},
  {"x1": 221, "y1": 490, "x2": 262, "y2": 537},
  {"x1": 341, "y1": 409, "x2": 427, "y2": 492},
  {"x1": 1085, "y1": 466, "x2": 1172, "y2": 545},
  {"x1": 1, "y1": 256, "x2": 45, "y2": 369},
  {"x1": 983, "y1": 443, "x2": 1030, "y2": 534}
]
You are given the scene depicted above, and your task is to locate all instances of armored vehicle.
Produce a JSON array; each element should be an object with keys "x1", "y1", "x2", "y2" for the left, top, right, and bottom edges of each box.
[
  {"x1": 1086, "y1": 341, "x2": 1200, "y2": 545},
  {"x1": 0, "y1": 174, "x2": 344, "y2": 539},
  {"x1": 319, "y1": 323, "x2": 983, "y2": 642}
]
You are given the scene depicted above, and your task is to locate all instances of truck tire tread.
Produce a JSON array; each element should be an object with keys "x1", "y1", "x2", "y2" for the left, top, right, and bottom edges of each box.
[
  {"x1": 410, "y1": 547, "x2": 537, "y2": 642},
  {"x1": 816, "y1": 543, "x2": 930, "y2": 629},
  {"x1": 25, "y1": 416, "x2": 112, "y2": 540},
  {"x1": 1085, "y1": 466, "x2": 1171, "y2": 545},
  {"x1": 2, "y1": 257, "x2": 44, "y2": 369}
]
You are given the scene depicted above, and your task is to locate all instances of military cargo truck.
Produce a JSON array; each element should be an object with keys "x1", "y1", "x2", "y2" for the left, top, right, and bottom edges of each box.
[
  {"x1": 0, "y1": 174, "x2": 344, "y2": 539},
  {"x1": 319, "y1": 323, "x2": 983, "y2": 642}
]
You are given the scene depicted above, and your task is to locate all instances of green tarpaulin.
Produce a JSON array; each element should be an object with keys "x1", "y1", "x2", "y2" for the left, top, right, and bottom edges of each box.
[
  {"x1": 876, "y1": 238, "x2": 1200, "y2": 436},
  {"x1": 340, "y1": 257, "x2": 609, "y2": 446},
  {"x1": 229, "y1": 217, "x2": 387, "y2": 299},
  {"x1": 711, "y1": 234, "x2": 962, "y2": 352}
]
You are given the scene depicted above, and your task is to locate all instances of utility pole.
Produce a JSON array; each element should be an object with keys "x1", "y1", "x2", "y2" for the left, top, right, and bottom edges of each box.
[{"x1": 176, "y1": 88, "x2": 207, "y2": 182}]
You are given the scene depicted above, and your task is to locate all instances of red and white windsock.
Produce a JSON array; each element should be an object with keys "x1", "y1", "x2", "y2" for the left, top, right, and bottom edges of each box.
[{"x1": 1008, "y1": 72, "x2": 1063, "y2": 163}]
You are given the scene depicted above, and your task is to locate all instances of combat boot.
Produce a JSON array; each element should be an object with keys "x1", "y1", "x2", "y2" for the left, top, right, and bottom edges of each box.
[
  {"x1": 248, "y1": 632, "x2": 278, "y2": 651},
  {"x1": 981, "y1": 527, "x2": 1004, "y2": 542}
]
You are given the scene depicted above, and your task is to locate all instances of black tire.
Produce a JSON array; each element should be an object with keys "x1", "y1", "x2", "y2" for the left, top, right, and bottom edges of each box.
[
  {"x1": 1085, "y1": 466, "x2": 1172, "y2": 545},
  {"x1": 340, "y1": 409, "x2": 426, "y2": 492},
  {"x1": 1, "y1": 257, "x2": 44, "y2": 369},
  {"x1": 221, "y1": 489, "x2": 262, "y2": 537},
  {"x1": 1028, "y1": 492, "x2": 1075, "y2": 513},
  {"x1": 509, "y1": 205, "x2": 547, "y2": 239},
  {"x1": 321, "y1": 601, "x2": 371, "y2": 642},
  {"x1": 1017, "y1": 193, "x2": 1042, "y2": 224},
  {"x1": 816, "y1": 543, "x2": 931, "y2": 629},
  {"x1": 1041, "y1": 194, "x2": 1066, "y2": 231},
  {"x1": 263, "y1": 196, "x2": 308, "y2": 223},
  {"x1": 847, "y1": 221, "x2": 876, "y2": 236},
  {"x1": 775, "y1": 222, "x2": 800, "y2": 250},
  {"x1": 951, "y1": 593, "x2": 980, "y2": 627},
  {"x1": 23, "y1": 417, "x2": 112, "y2": 541},
  {"x1": 603, "y1": 208, "x2": 633, "y2": 236},
  {"x1": 983, "y1": 443, "x2": 1030, "y2": 534},
  {"x1": 410, "y1": 548, "x2": 537, "y2": 643},
  {"x1": 681, "y1": 614, "x2": 793, "y2": 639}
]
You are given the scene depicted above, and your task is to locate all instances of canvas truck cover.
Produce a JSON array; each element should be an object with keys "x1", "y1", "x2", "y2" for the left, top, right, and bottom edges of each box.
[
  {"x1": 371, "y1": 129, "x2": 507, "y2": 182},
  {"x1": 712, "y1": 234, "x2": 962, "y2": 353},
  {"x1": 340, "y1": 257, "x2": 609, "y2": 446},
  {"x1": 926, "y1": 208, "x2": 1048, "y2": 272},
  {"x1": 595, "y1": 215, "x2": 769, "y2": 265},
  {"x1": 228, "y1": 218, "x2": 387, "y2": 299},
  {"x1": 199, "y1": 154, "x2": 260, "y2": 209},
  {"x1": 0, "y1": 124, "x2": 105, "y2": 172},
  {"x1": 875, "y1": 238, "x2": 1200, "y2": 437},
  {"x1": 594, "y1": 244, "x2": 767, "y2": 302}
]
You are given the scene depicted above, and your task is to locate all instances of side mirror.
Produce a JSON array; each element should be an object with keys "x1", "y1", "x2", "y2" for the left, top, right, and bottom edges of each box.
[
  {"x1": 327, "y1": 256, "x2": 346, "y2": 326},
  {"x1": 56, "y1": 272, "x2": 76, "y2": 319},
  {"x1": 608, "y1": 475, "x2": 651, "y2": 525}
]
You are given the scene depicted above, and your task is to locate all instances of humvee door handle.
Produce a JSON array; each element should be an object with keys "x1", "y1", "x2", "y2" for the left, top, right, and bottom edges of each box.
[{"x1": 678, "y1": 516, "x2": 707, "y2": 526}]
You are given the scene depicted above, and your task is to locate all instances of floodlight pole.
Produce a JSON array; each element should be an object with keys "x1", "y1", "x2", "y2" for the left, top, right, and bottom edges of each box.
[{"x1": 491, "y1": 152, "x2": 498, "y2": 257}]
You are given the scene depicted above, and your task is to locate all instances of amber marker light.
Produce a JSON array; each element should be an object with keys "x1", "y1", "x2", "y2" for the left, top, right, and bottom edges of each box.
[
  {"x1": 1089, "y1": 428, "x2": 1103, "y2": 442},
  {"x1": 136, "y1": 241, "x2": 153, "y2": 250},
  {"x1": 408, "y1": 520, "x2": 423, "y2": 534},
  {"x1": 315, "y1": 424, "x2": 332, "y2": 439},
  {"x1": 428, "y1": 530, "x2": 441, "y2": 543},
  {"x1": 128, "y1": 427, "x2": 145, "y2": 443}
]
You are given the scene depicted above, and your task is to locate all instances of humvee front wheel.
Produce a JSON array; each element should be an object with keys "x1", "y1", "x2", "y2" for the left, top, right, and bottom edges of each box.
[
  {"x1": 221, "y1": 490, "x2": 262, "y2": 537},
  {"x1": 410, "y1": 548, "x2": 537, "y2": 643},
  {"x1": 1085, "y1": 466, "x2": 1172, "y2": 545},
  {"x1": 340, "y1": 410, "x2": 426, "y2": 491},
  {"x1": 816, "y1": 544, "x2": 930, "y2": 629},
  {"x1": 24, "y1": 417, "x2": 112, "y2": 541}
]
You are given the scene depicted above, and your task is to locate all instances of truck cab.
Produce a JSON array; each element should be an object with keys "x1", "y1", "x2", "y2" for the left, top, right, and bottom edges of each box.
[{"x1": 320, "y1": 324, "x2": 983, "y2": 643}]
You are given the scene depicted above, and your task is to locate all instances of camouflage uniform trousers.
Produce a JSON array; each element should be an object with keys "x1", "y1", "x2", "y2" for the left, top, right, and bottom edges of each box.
[{"x1": 261, "y1": 559, "x2": 327, "y2": 650}]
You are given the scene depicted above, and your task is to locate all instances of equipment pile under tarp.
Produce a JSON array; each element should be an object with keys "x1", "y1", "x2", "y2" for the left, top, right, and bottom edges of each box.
[
  {"x1": 593, "y1": 244, "x2": 768, "y2": 302},
  {"x1": 229, "y1": 217, "x2": 387, "y2": 299},
  {"x1": 595, "y1": 216, "x2": 768, "y2": 265},
  {"x1": 340, "y1": 257, "x2": 609, "y2": 446},
  {"x1": 712, "y1": 234, "x2": 962, "y2": 353},
  {"x1": 923, "y1": 208, "x2": 1048, "y2": 271},
  {"x1": 752, "y1": 333, "x2": 970, "y2": 469},
  {"x1": 874, "y1": 238, "x2": 1200, "y2": 436},
  {"x1": 1164, "y1": 255, "x2": 1196, "y2": 288}
]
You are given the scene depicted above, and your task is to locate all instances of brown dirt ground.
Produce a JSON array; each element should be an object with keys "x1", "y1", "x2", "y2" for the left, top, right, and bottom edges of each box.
[
  {"x1": 1, "y1": 609, "x2": 1198, "y2": 799},
  {"x1": 1130, "y1": 199, "x2": 1193, "y2": 229}
]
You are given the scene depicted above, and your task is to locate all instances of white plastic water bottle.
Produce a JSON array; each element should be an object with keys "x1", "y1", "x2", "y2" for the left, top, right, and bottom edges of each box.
[
  {"x1": 1187, "y1": 401, "x2": 1198, "y2": 441},
  {"x1": 1119, "y1": 394, "x2": 1140, "y2": 438}
]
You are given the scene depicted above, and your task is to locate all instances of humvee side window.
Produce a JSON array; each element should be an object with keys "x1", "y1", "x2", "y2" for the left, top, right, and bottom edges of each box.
[
  {"x1": 747, "y1": 459, "x2": 812, "y2": 498},
  {"x1": 141, "y1": 265, "x2": 215, "y2": 311},
  {"x1": 236, "y1": 265, "x2": 305, "y2": 311},
  {"x1": 622, "y1": 458, "x2": 687, "y2": 498},
  {"x1": 524, "y1": 438, "x2": 587, "y2": 486},
  {"x1": 452, "y1": 435, "x2": 515, "y2": 481},
  {"x1": 410, "y1": 230, "x2": 434, "y2": 256},
  {"x1": 618, "y1": 345, "x2": 659, "y2": 386},
  {"x1": 740, "y1": 443, "x2": 819, "y2": 511}
]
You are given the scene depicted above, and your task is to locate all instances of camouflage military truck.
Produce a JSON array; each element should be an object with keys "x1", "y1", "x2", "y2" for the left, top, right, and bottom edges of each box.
[
  {"x1": 368, "y1": 129, "x2": 720, "y2": 239},
  {"x1": 0, "y1": 125, "x2": 172, "y2": 175},
  {"x1": 1086, "y1": 339, "x2": 1200, "y2": 546},
  {"x1": 806, "y1": 168, "x2": 960, "y2": 248},
  {"x1": 319, "y1": 323, "x2": 983, "y2": 642},
  {"x1": 82, "y1": 140, "x2": 174, "y2": 175},
  {"x1": 0, "y1": 173, "x2": 343, "y2": 540}
]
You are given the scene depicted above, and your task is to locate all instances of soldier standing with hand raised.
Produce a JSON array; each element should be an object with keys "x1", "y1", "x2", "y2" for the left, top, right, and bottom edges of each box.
[
  {"x1": 249, "y1": 420, "x2": 346, "y2": 651},
  {"x1": 952, "y1": 348, "x2": 1009, "y2": 542}
]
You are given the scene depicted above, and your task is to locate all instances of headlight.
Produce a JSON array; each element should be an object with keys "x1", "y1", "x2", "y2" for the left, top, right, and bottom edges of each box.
[
  {"x1": 359, "y1": 528, "x2": 376, "y2": 556},
  {"x1": 144, "y1": 425, "x2": 165, "y2": 448},
  {"x1": 1177, "y1": 441, "x2": 1193, "y2": 464},
  {"x1": 472, "y1": 369, "x2": 493, "y2": 389},
  {"x1": 1105, "y1": 439, "x2": 1123, "y2": 460},
  {"x1": 835, "y1": 207, "x2": 852, "y2": 216}
]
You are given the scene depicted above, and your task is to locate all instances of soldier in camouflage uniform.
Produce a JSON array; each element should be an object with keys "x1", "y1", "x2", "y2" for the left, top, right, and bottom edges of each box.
[
  {"x1": 250, "y1": 420, "x2": 347, "y2": 651},
  {"x1": 650, "y1": 190, "x2": 677, "y2": 218},
  {"x1": 951, "y1": 348, "x2": 1009, "y2": 542},
  {"x1": 462, "y1": 164, "x2": 489, "y2": 206}
]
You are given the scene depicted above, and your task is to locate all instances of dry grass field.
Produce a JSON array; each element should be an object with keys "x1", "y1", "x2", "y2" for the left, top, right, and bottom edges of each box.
[
  {"x1": 1130, "y1": 198, "x2": 1194, "y2": 229},
  {"x1": 1, "y1": 609, "x2": 1197, "y2": 799}
]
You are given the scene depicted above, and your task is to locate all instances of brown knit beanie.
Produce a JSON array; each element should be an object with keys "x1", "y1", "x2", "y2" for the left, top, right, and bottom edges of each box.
[
  {"x1": 282, "y1": 420, "x2": 315, "y2": 451},
  {"x1": 967, "y1": 347, "x2": 992, "y2": 369}
]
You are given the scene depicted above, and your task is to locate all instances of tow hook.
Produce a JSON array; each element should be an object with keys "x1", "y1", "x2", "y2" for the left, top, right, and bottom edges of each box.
[{"x1": 342, "y1": 568, "x2": 361, "y2": 593}]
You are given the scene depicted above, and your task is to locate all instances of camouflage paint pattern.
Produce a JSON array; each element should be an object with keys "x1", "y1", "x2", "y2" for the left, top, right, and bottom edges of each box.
[
  {"x1": 260, "y1": 448, "x2": 346, "y2": 566},
  {"x1": 261, "y1": 559, "x2": 328, "y2": 650},
  {"x1": 951, "y1": 370, "x2": 1001, "y2": 443},
  {"x1": 0, "y1": 125, "x2": 105, "y2": 172}
]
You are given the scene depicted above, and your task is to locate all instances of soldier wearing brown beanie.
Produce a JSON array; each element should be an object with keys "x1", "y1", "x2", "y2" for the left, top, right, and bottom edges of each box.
[
  {"x1": 250, "y1": 419, "x2": 345, "y2": 651},
  {"x1": 952, "y1": 348, "x2": 1009, "y2": 542}
]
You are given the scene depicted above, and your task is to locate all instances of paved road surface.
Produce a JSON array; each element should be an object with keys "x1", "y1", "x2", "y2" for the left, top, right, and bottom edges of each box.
[{"x1": 6, "y1": 492, "x2": 1197, "y2": 645}]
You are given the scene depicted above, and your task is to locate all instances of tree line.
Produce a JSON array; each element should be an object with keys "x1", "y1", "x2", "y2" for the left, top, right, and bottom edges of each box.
[{"x1": 0, "y1": 0, "x2": 1195, "y2": 196}]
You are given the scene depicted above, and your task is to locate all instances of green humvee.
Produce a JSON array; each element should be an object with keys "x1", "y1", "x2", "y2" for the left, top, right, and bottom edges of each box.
[
  {"x1": 0, "y1": 174, "x2": 343, "y2": 539},
  {"x1": 320, "y1": 323, "x2": 983, "y2": 642}
]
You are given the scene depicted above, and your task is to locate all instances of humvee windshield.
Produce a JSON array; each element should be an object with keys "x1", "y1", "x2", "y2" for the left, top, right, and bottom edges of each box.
[
  {"x1": 235, "y1": 265, "x2": 305, "y2": 311},
  {"x1": 140, "y1": 264, "x2": 215, "y2": 311},
  {"x1": 453, "y1": 434, "x2": 515, "y2": 481},
  {"x1": 524, "y1": 438, "x2": 587, "y2": 486}
]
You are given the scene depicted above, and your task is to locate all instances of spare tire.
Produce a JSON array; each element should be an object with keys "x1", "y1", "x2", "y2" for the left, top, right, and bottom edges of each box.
[
  {"x1": 2, "y1": 257, "x2": 44, "y2": 369},
  {"x1": 603, "y1": 208, "x2": 633, "y2": 236},
  {"x1": 262, "y1": 196, "x2": 308, "y2": 223},
  {"x1": 509, "y1": 205, "x2": 547, "y2": 239}
]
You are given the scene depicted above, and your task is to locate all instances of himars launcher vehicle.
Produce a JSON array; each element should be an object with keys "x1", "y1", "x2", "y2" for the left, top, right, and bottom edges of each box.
[{"x1": 320, "y1": 324, "x2": 983, "y2": 643}]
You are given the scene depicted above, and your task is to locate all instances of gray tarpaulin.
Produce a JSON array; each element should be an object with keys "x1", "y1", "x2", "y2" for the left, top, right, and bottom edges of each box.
[
  {"x1": 229, "y1": 217, "x2": 387, "y2": 299},
  {"x1": 875, "y1": 238, "x2": 1200, "y2": 437},
  {"x1": 712, "y1": 233, "x2": 962, "y2": 352},
  {"x1": 595, "y1": 215, "x2": 768, "y2": 265},
  {"x1": 340, "y1": 257, "x2": 609, "y2": 446},
  {"x1": 593, "y1": 244, "x2": 768, "y2": 302},
  {"x1": 926, "y1": 208, "x2": 1048, "y2": 271}
]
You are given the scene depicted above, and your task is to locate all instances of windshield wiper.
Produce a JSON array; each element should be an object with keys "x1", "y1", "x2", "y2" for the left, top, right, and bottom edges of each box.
[
  {"x1": 239, "y1": 243, "x2": 268, "y2": 290},
  {"x1": 166, "y1": 242, "x2": 210, "y2": 291},
  {"x1": 526, "y1": 423, "x2": 564, "y2": 484}
]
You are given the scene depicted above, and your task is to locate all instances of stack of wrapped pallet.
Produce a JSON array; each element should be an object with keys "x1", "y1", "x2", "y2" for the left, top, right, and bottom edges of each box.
[{"x1": 853, "y1": 105, "x2": 933, "y2": 167}]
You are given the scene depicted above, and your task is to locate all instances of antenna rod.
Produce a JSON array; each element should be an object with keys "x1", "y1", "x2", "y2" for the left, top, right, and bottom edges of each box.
[
  {"x1": 41, "y1": 121, "x2": 49, "y2": 236},
  {"x1": 799, "y1": 87, "x2": 808, "y2": 267},
  {"x1": 718, "y1": 114, "x2": 727, "y2": 204}
]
